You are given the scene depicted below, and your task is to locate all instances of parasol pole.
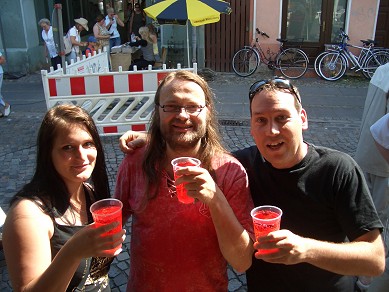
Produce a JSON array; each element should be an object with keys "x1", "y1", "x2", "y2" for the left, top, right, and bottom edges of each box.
[{"x1": 186, "y1": 23, "x2": 190, "y2": 67}]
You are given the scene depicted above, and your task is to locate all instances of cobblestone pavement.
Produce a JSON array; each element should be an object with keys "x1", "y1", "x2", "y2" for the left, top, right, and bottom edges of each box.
[{"x1": 0, "y1": 70, "x2": 368, "y2": 291}]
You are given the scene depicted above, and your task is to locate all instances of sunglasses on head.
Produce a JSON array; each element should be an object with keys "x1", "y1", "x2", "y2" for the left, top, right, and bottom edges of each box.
[{"x1": 249, "y1": 77, "x2": 301, "y2": 104}]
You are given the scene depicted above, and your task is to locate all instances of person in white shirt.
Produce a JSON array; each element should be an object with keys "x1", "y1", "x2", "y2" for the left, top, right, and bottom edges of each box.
[
  {"x1": 65, "y1": 18, "x2": 88, "y2": 64},
  {"x1": 105, "y1": 8, "x2": 124, "y2": 50},
  {"x1": 38, "y1": 18, "x2": 61, "y2": 69}
]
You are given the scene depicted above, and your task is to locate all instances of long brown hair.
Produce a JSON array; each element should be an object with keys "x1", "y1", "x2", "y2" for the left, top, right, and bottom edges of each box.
[
  {"x1": 142, "y1": 71, "x2": 228, "y2": 201},
  {"x1": 11, "y1": 104, "x2": 110, "y2": 215}
]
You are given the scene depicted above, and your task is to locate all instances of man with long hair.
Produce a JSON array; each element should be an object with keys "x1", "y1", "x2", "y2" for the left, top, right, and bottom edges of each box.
[{"x1": 114, "y1": 71, "x2": 254, "y2": 291}]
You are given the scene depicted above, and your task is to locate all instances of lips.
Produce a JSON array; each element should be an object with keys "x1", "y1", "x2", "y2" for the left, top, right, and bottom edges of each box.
[
  {"x1": 172, "y1": 123, "x2": 193, "y2": 132},
  {"x1": 267, "y1": 142, "x2": 283, "y2": 150}
]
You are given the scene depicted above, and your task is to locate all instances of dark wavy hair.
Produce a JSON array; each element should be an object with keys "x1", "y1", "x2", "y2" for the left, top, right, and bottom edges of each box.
[
  {"x1": 142, "y1": 71, "x2": 228, "y2": 201},
  {"x1": 10, "y1": 104, "x2": 110, "y2": 215}
]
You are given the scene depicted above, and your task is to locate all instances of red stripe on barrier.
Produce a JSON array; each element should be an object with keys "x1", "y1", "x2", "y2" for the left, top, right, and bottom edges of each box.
[
  {"x1": 157, "y1": 72, "x2": 169, "y2": 84},
  {"x1": 70, "y1": 77, "x2": 86, "y2": 95},
  {"x1": 128, "y1": 74, "x2": 143, "y2": 92},
  {"x1": 103, "y1": 126, "x2": 118, "y2": 133},
  {"x1": 132, "y1": 124, "x2": 146, "y2": 131},
  {"x1": 99, "y1": 75, "x2": 115, "y2": 93},
  {"x1": 48, "y1": 79, "x2": 57, "y2": 96}
]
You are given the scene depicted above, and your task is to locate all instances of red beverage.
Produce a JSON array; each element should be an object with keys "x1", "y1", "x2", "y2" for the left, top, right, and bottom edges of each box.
[
  {"x1": 171, "y1": 157, "x2": 201, "y2": 204},
  {"x1": 251, "y1": 206, "x2": 282, "y2": 255},
  {"x1": 90, "y1": 199, "x2": 123, "y2": 254}
]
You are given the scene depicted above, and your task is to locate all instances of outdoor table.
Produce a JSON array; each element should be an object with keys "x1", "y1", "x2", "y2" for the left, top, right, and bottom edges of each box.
[{"x1": 110, "y1": 45, "x2": 140, "y2": 71}]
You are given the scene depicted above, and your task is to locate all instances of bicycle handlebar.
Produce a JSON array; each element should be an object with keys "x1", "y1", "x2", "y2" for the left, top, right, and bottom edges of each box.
[
  {"x1": 339, "y1": 28, "x2": 350, "y2": 41},
  {"x1": 256, "y1": 28, "x2": 270, "y2": 38}
]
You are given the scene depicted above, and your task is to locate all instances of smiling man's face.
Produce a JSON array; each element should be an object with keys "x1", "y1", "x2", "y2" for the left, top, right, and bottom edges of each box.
[
  {"x1": 250, "y1": 89, "x2": 308, "y2": 169},
  {"x1": 158, "y1": 78, "x2": 208, "y2": 154}
]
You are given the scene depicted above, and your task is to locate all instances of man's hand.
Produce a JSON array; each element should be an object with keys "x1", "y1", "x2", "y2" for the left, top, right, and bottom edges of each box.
[{"x1": 119, "y1": 130, "x2": 148, "y2": 153}]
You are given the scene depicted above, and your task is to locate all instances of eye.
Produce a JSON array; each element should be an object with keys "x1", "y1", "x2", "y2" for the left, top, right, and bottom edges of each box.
[
  {"x1": 276, "y1": 115, "x2": 289, "y2": 122},
  {"x1": 84, "y1": 141, "x2": 96, "y2": 148},
  {"x1": 62, "y1": 145, "x2": 74, "y2": 151},
  {"x1": 254, "y1": 117, "x2": 266, "y2": 124},
  {"x1": 185, "y1": 105, "x2": 200, "y2": 113}
]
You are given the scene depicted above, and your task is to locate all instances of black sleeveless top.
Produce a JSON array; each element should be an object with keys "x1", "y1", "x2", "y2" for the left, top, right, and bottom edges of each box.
[{"x1": 38, "y1": 185, "x2": 113, "y2": 291}]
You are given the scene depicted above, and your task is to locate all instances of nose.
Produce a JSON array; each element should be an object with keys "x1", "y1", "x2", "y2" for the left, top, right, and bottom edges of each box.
[
  {"x1": 75, "y1": 146, "x2": 88, "y2": 160},
  {"x1": 267, "y1": 120, "x2": 280, "y2": 136},
  {"x1": 176, "y1": 107, "x2": 190, "y2": 119}
]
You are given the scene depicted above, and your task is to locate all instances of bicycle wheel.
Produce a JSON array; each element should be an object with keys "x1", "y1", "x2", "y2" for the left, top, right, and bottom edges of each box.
[
  {"x1": 362, "y1": 51, "x2": 389, "y2": 79},
  {"x1": 314, "y1": 51, "x2": 329, "y2": 77},
  {"x1": 232, "y1": 48, "x2": 259, "y2": 77},
  {"x1": 277, "y1": 48, "x2": 308, "y2": 79},
  {"x1": 318, "y1": 52, "x2": 347, "y2": 81}
]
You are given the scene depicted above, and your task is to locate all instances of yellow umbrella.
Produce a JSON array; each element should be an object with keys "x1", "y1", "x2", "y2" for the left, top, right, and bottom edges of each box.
[
  {"x1": 144, "y1": 0, "x2": 232, "y2": 66},
  {"x1": 144, "y1": 0, "x2": 232, "y2": 26}
]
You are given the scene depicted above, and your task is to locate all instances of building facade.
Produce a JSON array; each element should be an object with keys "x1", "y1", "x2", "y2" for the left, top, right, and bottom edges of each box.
[{"x1": 0, "y1": 0, "x2": 387, "y2": 74}]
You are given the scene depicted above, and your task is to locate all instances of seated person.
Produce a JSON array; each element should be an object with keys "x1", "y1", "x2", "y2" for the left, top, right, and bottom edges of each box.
[{"x1": 128, "y1": 26, "x2": 160, "y2": 70}]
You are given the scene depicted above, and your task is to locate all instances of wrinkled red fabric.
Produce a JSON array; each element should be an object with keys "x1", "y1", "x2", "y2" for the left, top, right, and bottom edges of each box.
[{"x1": 115, "y1": 147, "x2": 254, "y2": 292}]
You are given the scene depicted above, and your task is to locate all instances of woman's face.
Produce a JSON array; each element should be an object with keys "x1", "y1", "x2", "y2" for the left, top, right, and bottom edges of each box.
[
  {"x1": 51, "y1": 124, "x2": 97, "y2": 188},
  {"x1": 40, "y1": 23, "x2": 50, "y2": 32},
  {"x1": 76, "y1": 24, "x2": 84, "y2": 31}
]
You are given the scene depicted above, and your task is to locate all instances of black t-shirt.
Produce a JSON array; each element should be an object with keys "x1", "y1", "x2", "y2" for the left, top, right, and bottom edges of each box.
[{"x1": 234, "y1": 144, "x2": 382, "y2": 291}]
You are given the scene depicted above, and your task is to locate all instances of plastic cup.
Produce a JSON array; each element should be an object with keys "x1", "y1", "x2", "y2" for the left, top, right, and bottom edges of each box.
[
  {"x1": 251, "y1": 205, "x2": 282, "y2": 254},
  {"x1": 90, "y1": 198, "x2": 123, "y2": 253},
  {"x1": 171, "y1": 157, "x2": 201, "y2": 204}
]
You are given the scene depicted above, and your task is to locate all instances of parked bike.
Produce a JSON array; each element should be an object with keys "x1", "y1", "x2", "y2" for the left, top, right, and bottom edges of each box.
[
  {"x1": 314, "y1": 28, "x2": 389, "y2": 81},
  {"x1": 232, "y1": 28, "x2": 309, "y2": 79}
]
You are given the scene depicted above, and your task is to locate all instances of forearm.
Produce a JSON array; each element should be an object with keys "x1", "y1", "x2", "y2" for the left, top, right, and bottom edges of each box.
[
  {"x1": 209, "y1": 189, "x2": 253, "y2": 272},
  {"x1": 21, "y1": 250, "x2": 81, "y2": 292},
  {"x1": 304, "y1": 234, "x2": 385, "y2": 276}
]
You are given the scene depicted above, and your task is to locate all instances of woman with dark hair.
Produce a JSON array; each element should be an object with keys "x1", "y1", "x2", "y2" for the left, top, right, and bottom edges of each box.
[
  {"x1": 93, "y1": 14, "x2": 111, "y2": 55},
  {"x1": 3, "y1": 104, "x2": 124, "y2": 292}
]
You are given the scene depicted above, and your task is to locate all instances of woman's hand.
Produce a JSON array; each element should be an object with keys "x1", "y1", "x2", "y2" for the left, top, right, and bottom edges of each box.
[{"x1": 68, "y1": 222, "x2": 126, "y2": 259}]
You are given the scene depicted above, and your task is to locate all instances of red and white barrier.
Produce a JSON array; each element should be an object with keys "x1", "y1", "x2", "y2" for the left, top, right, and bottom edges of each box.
[{"x1": 41, "y1": 63, "x2": 198, "y2": 136}]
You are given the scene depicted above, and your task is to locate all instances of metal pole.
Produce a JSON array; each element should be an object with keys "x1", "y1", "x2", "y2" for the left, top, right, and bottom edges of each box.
[{"x1": 53, "y1": 3, "x2": 66, "y2": 71}]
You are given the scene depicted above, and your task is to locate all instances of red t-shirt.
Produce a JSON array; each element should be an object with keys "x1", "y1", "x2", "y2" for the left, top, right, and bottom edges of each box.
[{"x1": 115, "y1": 147, "x2": 254, "y2": 291}]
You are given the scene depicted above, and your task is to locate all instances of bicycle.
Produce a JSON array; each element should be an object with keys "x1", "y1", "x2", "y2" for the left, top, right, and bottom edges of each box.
[
  {"x1": 232, "y1": 28, "x2": 309, "y2": 79},
  {"x1": 314, "y1": 28, "x2": 389, "y2": 81}
]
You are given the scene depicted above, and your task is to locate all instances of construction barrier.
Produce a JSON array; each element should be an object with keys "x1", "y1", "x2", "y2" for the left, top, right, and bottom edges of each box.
[
  {"x1": 41, "y1": 63, "x2": 198, "y2": 136},
  {"x1": 47, "y1": 49, "x2": 109, "y2": 76}
]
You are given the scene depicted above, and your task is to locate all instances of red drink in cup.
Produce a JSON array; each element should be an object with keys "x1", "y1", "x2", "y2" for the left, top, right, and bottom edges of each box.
[
  {"x1": 90, "y1": 198, "x2": 123, "y2": 254},
  {"x1": 171, "y1": 157, "x2": 201, "y2": 204},
  {"x1": 250, "y1": 205, "x2": 282, "y2": 254}
]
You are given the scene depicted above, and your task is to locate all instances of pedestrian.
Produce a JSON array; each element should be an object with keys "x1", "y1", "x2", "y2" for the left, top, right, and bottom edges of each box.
[
  {"x1": 65, "y1": 18, "x2": 89, "y2": 64},
  {"x1": 119, "y1": 76, "x2": 386, "y2": 291},
  {"x1": 0, "y1": 51, "x2": 10, "y2": 118},
  {"x1": 114, "y1": 70, "x2": 254, "y2": 291},
  {"x1": 105, "y1": 8, "x2": 125, "y2": 50},
  {"x1": 2, "y1": 104, "x2": 125, "y2": 291},
  {"x1": 38, "y1": 18, "x2": 62, "y2": 69},
  {"x1": 93, "y1": 14, "x2": 111, "y2": 58},
  {"x1": 125, "y1": 1, "x2": 133, "y2": 41},
  {"x1": 371, "y1": 113, "x2": 389, "y2": 164},
  {"x1": 354, "y1": 62, "x2": 389, "y2": 291},
  {"x1": 128, "y1": 26, "x2": 160, "y2": 70},
  {"x1": 128, "y1": 2, "x2": 146, "y2": 38}
]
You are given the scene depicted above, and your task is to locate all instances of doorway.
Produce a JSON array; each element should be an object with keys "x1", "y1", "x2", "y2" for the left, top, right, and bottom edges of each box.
[{"x1": 281, "y1": 0, "x2": 348, "y2": 61}]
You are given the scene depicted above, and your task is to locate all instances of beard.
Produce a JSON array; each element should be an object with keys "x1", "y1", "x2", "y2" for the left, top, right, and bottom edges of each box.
[{"x1": 161, "y1": 118, "x2": 207, "y2": 152}]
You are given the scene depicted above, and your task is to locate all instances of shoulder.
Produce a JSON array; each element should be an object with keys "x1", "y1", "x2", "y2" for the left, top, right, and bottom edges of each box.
[
  {"x1": 312, "y1": 145, "x2": 355, "y2": 164},
  {"x1": 233, "y1": 146, "x2": 259, "y2": 168},
  {"x1": 212, "y1": 152, "x2": 248, "y2": 179},
  {"x1": 4, "y1": 198, "x2": 53, "y2": 234}
]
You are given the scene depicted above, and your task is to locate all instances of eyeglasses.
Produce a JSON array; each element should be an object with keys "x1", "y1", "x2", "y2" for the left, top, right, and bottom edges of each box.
[
  {"x1": 249, "y1": 77, "x2": 301, "y2": 104},
  {"x1": 158, "y1": 104, "x2": 206, "y2": 114}
]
